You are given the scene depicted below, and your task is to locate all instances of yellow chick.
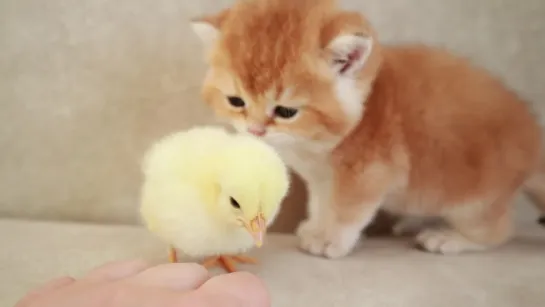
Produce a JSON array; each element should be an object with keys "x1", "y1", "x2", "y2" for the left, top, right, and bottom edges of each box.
[{"x1": 139, "y1": 126, "x2": 290, "y2": 273}]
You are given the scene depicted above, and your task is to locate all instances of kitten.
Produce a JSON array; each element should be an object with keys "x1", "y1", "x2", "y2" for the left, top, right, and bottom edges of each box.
[{"x1": 190, "y1": 0, "x2": 545, "y2": 258}]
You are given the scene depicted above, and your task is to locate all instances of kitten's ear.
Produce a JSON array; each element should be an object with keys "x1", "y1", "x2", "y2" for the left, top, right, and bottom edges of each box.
[
  {"x1": 190, "y1": 20, "x2": 220, "y2": 47},
  {"x1": 190, "y1": 9, "x2": 229, "y2": 49},
  {"x1": 326, "y1": 33, "x2": 373, "y2": 78}
]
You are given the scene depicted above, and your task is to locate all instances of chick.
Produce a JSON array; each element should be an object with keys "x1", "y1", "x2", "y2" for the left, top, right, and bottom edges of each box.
[{"x1": 139, "y1": 126, "x2": 290, "y2": 273}]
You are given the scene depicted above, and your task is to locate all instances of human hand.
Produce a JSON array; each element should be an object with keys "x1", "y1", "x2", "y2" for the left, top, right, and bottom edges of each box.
[{"x1": 15, "y1": 259, "x2": 270, "y2": 307}]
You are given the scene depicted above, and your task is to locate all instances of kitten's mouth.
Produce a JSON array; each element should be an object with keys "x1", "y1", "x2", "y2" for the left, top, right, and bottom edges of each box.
[
  {"x1": 231, "y1": 121, "x2": 267, "y2": 137},
  {"x1": 232, "y1": 122, "x2": 298, "y2": 146},
  {"x1": 247, "y1": 125, "x2": 267, "y2": 137},
  {"x1": 248, "y1": 129, "x2": 266, "y2": 137}
]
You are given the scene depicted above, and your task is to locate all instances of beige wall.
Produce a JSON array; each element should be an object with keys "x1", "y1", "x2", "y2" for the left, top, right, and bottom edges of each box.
[{"x1": 1, "y1": 0, "x2": 544, "y2": 231}]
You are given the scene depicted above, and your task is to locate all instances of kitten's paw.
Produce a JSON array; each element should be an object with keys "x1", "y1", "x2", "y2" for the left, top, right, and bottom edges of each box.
[
  {"x1": 415, "y1": 229, "x2": 485, "y2": 254},
  {"x1": 296, "y1": 219, "x2": 361, "y2": 259}
]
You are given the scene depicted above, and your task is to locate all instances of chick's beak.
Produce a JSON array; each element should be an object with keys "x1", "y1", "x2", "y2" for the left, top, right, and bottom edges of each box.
[{"x1": 245, "y1": 213, "x2": 266, "y2": 248}]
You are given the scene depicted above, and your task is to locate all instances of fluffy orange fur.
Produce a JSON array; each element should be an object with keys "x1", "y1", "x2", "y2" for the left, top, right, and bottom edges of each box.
[{"x1": 191, "y1": 0, "x2": 545, "y2": 258}]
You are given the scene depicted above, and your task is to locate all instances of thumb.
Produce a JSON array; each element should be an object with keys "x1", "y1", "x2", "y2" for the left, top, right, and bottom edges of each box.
[{"x1": 195, "y1": 272, "x2": 270, "y2": 307}]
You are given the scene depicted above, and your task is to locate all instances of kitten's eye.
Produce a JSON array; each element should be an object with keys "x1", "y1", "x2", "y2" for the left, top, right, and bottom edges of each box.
[
  {"x1": 230, "y1": 197, "x2": 241, "y2": 209},
  {"x1": 274, "y1": 106, "x2": 298, "y2": 119},
  {"x1": 227, "y1": 96, "x2": 245, "y2": 108}
]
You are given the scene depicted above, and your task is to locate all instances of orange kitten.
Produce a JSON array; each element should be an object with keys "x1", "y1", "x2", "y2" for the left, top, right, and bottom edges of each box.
[{"x1": 190, "y1": 0, "x2": 545, "y2": 258}]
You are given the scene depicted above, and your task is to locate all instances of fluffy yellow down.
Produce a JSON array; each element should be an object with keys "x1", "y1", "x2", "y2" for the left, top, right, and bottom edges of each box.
[{"x1": 139, "y1": 126, "x2": 290, "y2": 257}]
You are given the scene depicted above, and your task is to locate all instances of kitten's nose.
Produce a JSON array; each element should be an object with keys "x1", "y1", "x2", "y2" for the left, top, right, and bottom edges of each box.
[{"x1": 247, "y1": 125, "x2": 266, "y2": 136}]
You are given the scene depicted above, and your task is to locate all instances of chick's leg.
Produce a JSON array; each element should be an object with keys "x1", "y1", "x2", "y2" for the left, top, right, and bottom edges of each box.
[
  {"x1": 231, "y1": 255, "x2": 258, "y2": 264},
  {"x1": 168, "y1": 246, "x2": 178, "y2": 263},
  {"x1": 201, "y1": 254, "x2": 258, "y2": 273}
]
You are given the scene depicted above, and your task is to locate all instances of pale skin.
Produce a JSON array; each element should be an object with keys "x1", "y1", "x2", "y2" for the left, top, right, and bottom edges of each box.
[{"x1": 15, "y1": 259, "x2": 270, "y2": 307}]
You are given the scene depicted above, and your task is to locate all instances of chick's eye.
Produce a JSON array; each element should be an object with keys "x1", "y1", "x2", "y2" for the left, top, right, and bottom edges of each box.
[
  {"x1": 227, "y1": 96, "x2": 245, "y2": 108},
  {"x1": 274, "y1": 106, "x2": 298, "y2": 119},
  {"x1": 230, "y1": 197, "x2": 241, "y2": 209}
]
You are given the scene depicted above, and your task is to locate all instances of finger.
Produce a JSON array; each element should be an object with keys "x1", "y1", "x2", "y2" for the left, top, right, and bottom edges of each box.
[
  {"x1": 178, "y1": 291, "x2": 253, "y2": 307},
  {"x1": 126, "y1": 263, "x2": 210, "y2": 291},
  {"x1": 83, "y1": 259, "x2": 150, "y2": 281},
  {"x1": 15, "y1": 276, "x2": 75, "y2": 307},
  {"x1": 197, "y1": 272, "x2": 270, "y2": 307},
  {"x1": 108, "y1": 272, "x2": 268, "y2": 307},
  {"x1": 95, "y1": 284, "x2": 208, "y2": 307}
]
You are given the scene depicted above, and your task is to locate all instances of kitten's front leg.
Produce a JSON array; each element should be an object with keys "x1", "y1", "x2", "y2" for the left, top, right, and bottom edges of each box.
[
  {"x1": 296, "y1": 166, "x2": 387, "y2": 259},
  {"x1": 296, "y1": 176, "x2": 343, "y2": 257}
]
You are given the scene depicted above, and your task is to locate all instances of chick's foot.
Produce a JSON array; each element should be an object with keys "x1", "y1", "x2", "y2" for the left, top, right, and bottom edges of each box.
[{"x1": 201, "y1": 255, "x2": 257, "y2": 273}]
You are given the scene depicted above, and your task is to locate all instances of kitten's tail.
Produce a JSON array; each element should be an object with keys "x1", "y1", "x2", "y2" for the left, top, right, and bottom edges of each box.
[{"x1": 523, "y1": 160, "x2": 545, "y2": 227}]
